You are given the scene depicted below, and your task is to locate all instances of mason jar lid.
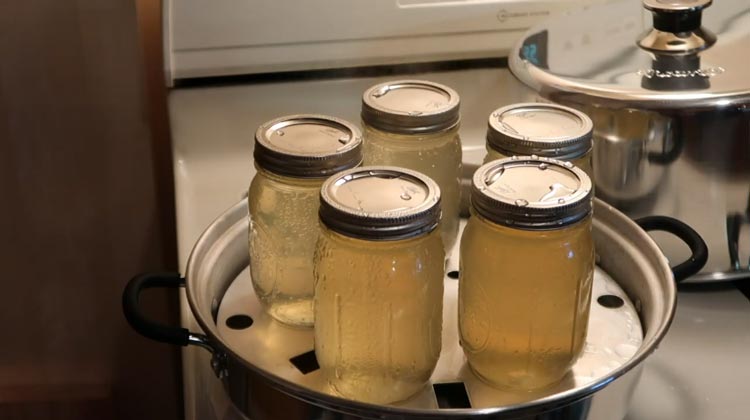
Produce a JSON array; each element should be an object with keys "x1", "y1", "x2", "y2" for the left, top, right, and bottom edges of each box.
[
  {"x1": 361, "y1": 80, "x2": 460, "y2": 134},
  {"x1": 254, "y1": 114, "x2": 363, "y2": 178},
  {"x1": 319, "y1": 166, "x2": 441, "y2": 240},
  {"x1": 472, "y1": 156, "x2": 593, "y2": 230},
  {"x1": 509, "y1": 0, "x2": 750, "y2": 111},
  {"x1": 487, "y1": 103, "x2": 593, "y2": 160}
]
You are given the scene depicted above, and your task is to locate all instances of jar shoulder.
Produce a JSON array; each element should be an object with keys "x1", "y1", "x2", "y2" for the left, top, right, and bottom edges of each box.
[
  {"x1": 363, "y1": 124, "x2": 462, "y2": 148},
  {"x1": 318, "y1": 227, "x2": 444, "y2": 255},
  {"x1": 462, "y1": 213, "x2": 593, "y2": 242}
]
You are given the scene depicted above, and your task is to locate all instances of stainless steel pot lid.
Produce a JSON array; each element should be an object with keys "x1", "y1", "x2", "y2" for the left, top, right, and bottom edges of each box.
[{"x1": 509, "y1": 0, "x2": 750, "y2": 110}]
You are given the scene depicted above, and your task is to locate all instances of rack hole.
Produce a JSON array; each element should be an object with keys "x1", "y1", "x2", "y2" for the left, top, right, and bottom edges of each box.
[
  {"x1": 225, "y1": 314, "x2": 254, "y2": 330},
  {"x1": 290, "y1": 350, "x2": 320, "y2": 374},
  {"x1": 447, "y1": 270, "x2": 459, "y2": 279},
  {"x1": 597, "y1": 295, "x2": 624, "y2": 309},
  {"x1": 433, "y1": 382, "x2": 471, "y2": 409}
]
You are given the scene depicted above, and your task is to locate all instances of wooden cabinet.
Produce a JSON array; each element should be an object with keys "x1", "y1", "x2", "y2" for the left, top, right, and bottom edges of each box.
[{"x1": 0, "y1": 1, "x2": 180, "y2": 419}]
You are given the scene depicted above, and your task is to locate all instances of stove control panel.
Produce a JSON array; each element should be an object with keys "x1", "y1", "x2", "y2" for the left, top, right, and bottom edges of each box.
[{"x1": 165, "y1": 0, "x2": 613, "y2": 82}]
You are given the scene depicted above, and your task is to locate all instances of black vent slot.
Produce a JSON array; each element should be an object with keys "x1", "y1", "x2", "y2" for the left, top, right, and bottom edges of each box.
[
  {"x1": 225, "y1": 314, "x2": 254, "y2": 330},
  {"x1": 433, "y1": 382, "x2": 471, "y2": 409},
  {"x1": 290, "y1": 350, "x2": 320, "y2": 375},
  {"x1": 597, "y1": 295, "x2": 625, "y2": 309}
]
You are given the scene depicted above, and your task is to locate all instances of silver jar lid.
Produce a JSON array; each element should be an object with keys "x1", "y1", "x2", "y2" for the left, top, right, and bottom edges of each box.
[
  {"x1": 319, "y1": 166, "x2": 441, "y2": 240},
  {"x1": 487, "y1": 103, "x2": 593, "y2": 160},
  {"x1": 254, "y1": 114, "x2": 363, "y2": 178},
  {"x1": 472, "y1": 156, "x2": 593, "y2": 230},
  {"x1": 361, "y1": 80, "x2": 460, "y2": 134}
]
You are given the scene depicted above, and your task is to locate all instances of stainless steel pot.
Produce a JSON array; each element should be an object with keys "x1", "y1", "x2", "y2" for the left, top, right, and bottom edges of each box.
[
  {"x1": 509, "y1": 0, "x2": 750, "y2": 282},
  {"x1": 123, "y1": 199, "x2": 706, "y2": 419}
]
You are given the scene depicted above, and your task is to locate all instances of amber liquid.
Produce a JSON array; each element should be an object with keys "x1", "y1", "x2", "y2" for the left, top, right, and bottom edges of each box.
[
  {"x1": 459, "y1": 211, "x2": 594, "y2": 390},
  {"x1": 485, "y1": 147, "x2": 593, "y2": 181},
  {"x1": 247, "y1": 167, "x2": 323, "y2": 327},
  {"x1": 363, "y1": 124, "x2": 462, "y2": 254},
  {"x1": 314, "y1": 226, "x2": 444, "y2": 404}
]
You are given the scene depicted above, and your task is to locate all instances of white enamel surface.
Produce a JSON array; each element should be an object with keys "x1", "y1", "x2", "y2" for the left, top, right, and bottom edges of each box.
[
  {"x1": 164, "y1": 0, "x2": 608, "y2": 80},
  {"x1": 215, "y1": 255, "x2": 641, "y2": 409}
]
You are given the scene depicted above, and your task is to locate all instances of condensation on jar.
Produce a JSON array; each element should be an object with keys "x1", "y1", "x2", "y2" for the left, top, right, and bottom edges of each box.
[
  {"x1": 247, "y1": 114, "x2": 362, "y2": 328},
  {"x1": 361, "y1": 79, "x2": 462, "y2": 255},
  {"x1": 484, "y1": 103, "x2": 594, "y2": 179},
  {"x1": 459, "y1": 156, "x2": 595, "y2": 391},
  {"x1": 314, "y1": 166, "x2": 445, "y2": 404}
]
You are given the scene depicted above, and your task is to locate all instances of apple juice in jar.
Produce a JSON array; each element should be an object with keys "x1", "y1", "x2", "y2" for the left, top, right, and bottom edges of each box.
[
  {"x1": 248, "y1": 114, "x2": 362, "y2": 327},
  {"x1": 460, "y1": 156, "x2": 595, "y2": 390},
  {"x1": 484, "y1": 103, "x2": 594, "y2": 178},
  {"x1": 361, "y1": 80, "x2": 462, "y2": 254},
  {"x1": 314, "y1": 166, "x2": 444, "y2": 404}
]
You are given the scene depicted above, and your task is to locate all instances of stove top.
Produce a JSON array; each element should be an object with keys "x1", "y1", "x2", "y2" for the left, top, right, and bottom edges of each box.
[{"x1": 168, "y1": 62, "x2": 750, "y2": 420}]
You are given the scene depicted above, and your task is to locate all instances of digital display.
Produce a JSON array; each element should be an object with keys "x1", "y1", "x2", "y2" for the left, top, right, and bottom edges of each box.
[{"x1": 520, "y1": 30, "x2": 549, "y2": 69}]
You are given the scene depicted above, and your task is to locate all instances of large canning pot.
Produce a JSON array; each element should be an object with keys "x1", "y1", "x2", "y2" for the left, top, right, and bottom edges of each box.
[
  {"x1": 123, "y1": 199, "x2": 706, "y2": 420},
  {"x1": 509, "y1": 0, "x2": 750, "y2": 282}
]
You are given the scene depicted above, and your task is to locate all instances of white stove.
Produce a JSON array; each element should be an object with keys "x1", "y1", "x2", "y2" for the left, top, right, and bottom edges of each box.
[
  {"x1": 164, "y1": 0, "x2": 750, "y2": 418},
  {"x1": 169, "y1": 65, "x2": 750, "y2": 420}
]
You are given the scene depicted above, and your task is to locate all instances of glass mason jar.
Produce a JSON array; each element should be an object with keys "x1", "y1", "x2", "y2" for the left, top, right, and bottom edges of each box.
[
  {"x1": 361, "y1": 80, "x2": 462, "y2": 255},
  {"x1": 248, "y1": 114, "x2": 362, "y2": 327},
  {"x1": 314, "y1": 166, "x2": 445, "y2": 404},
  {"x1": 460, "y1": 156, "x2": 595, "y2": 390},
  {"x1": 484, "y1": 103, "x2": 594, "y2": 179}
]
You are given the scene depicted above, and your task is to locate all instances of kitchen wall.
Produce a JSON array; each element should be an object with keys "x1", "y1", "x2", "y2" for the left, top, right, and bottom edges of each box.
[{"x1": 0, "y1": 1, "x2": 180, "y2": 419}]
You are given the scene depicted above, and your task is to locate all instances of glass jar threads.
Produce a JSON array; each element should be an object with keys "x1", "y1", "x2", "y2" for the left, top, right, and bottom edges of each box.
[
  {"x1": 361, "y1": 79, "x2": 462, "y2": 253},
  {"x1": 248, "y1": 114, "x2": 362, "y2": 327},
  {"x1": 485, "y1": 103, "x2": 594, "y2": 178},
  {"x1": 314, "y1": 166, "x2": 445, "y2": 404},
  {"x1": 460, "y1": 156, "x2": 595, "y2": 390}
]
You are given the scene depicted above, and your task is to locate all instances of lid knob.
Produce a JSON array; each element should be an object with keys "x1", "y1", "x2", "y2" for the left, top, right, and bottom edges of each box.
[
  {"x1": 643, "y1": 0, "x2": 712, "y2": 13},
  {"x1": 638, "y1": 0, "x2": 716, "y2": 54},
  {"x1": 643, "y1": 0, "x2": 711, "y2": 33}
]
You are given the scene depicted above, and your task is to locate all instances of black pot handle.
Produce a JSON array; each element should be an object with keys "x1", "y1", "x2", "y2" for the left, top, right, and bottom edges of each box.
[
  {"x1": 123, "y1": 272, "x2": 213, "y2": 352},
  {"x1": 635, "y1": 216, "x2": 709, "y2": 282}
]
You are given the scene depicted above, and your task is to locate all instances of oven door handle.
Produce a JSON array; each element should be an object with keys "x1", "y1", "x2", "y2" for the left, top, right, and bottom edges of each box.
[
  {"x1": 635, "y1": 216, "x2": 709, "y2": 282},
  {"x1": 122, "y1": 272, "x2": 215, "y2": 353}
]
